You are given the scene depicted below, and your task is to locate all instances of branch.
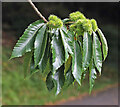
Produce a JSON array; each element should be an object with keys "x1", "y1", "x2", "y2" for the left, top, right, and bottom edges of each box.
[{"x1": 27, "y1": 0, "x2": 48, "y2": 23}]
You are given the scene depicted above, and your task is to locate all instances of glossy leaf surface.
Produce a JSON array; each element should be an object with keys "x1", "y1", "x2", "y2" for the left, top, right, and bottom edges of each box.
[
  {"x1": 61, "y1": 26, "x2": 74, "y2": 55},
  {"x1": 51, "y1": 34, "x2": 65, "y2": 72},
  {"x1": 11, "y1": 20, "x2": 44, "y2": 59},
  {"x1": 82, "y1": 32, "x2": 92, "y2": 71},
  {"x1": 72, "y1": 41, "x2": 82, "y2": 85},
  {"x1": 38, "y1": 36, "x2": 50, "y2": 72},
  {"x1": 34, "y1": 24, "x2": 47, "y2": 66},
  {"x1": 52, "y1": 65, "x2": 65, "y2": 95},
  {"x1": 60, "y1": 29, "x2": 69, "y2": 61},
  {"x1": 93, "y1": 32, "x2": 102, "y2": 74},
  {"x1": 89, "y1": 59, "x2": 97, "y2": 93},
  {"x1": 97, "y1": 28, "x2": 108, "y2": 61}
]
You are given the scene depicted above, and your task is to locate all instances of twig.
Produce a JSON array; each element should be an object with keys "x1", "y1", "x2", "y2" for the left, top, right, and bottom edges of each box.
[{"x1": 27, "y1": 0, "x2": 48, "y2": 23}]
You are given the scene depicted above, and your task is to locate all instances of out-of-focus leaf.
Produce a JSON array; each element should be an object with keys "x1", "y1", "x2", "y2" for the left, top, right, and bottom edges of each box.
[
  {"x1": 30, "y1": 58, "x2": 39, "y2": 73},
  {"x1": 65, "y1": 65, "x2": 74, "y2": 86},
  {"x1": 89, "y1": 58, "x2": 97, "y2": 94},
  {"x1": 82, "y1": 32, "x2": 92, "y2": 71},
  {"x1": 93, "y1": 32, "x2": 102, "y2": 75},
  {"x1": 81, "y1": 70, "x2": 87, "y2": 83},
  {"x1": 52, "y1": 65, "x2": 65, "y2": 95},
  {"x1": 10, "y1": 20, "x2": 44, "y2": 59},
  {"x1": 46, "y1": 71, "x2": 55, "y2": 91},
  {"x1": 34, "y1": 24, "x2": 47, "y2": 66},
  {"x1": 24, "y1": 52, "x2": 39, "y2": 79},
  {"x1": 72, "y1": 41, "x2": 82, "y2": 85},
  {"x1": 62, "y1": 18, "x2": 70, "y2": 23},
  {"x1": 97, "y1": 28, "x2": 108, "y2": 61},
  {"x1": 24, "y1": 52, "x2": 32, "y2": 79}
]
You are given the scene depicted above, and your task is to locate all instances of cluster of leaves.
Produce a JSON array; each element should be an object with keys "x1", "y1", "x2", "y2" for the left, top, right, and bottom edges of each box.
[{"x1": 10, "y1": 11, "x2": 108, "y2": 95}]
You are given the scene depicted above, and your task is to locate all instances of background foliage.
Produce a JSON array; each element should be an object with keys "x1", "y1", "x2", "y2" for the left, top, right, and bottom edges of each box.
[{"x1": 2, "y1": 2, "x2": 118, "y2": 105}]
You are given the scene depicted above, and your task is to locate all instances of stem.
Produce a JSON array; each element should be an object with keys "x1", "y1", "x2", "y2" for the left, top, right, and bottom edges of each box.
[{"x1": 27, "y1": 0, "x2": 48, "y2": 23}]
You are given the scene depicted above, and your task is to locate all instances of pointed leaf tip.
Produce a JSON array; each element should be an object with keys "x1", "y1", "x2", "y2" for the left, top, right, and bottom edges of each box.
[
  {"x1": 93, "y1": 31, "x2": 102, "y2": 74},
  {"x1": 11, "y1": 20, "x2": 44, "y2": 59},
  {"x1": 89, "y1": 59, "x2": 97, "y2": 94},
  {"x1": 97, "y1": 28, "x2": 108, "y2": 61}
]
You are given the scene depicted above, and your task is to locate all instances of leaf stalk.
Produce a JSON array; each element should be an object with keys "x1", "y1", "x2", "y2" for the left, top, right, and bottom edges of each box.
[{"x1": 27, "y1": 0, "x2": 48, "y2": 23}]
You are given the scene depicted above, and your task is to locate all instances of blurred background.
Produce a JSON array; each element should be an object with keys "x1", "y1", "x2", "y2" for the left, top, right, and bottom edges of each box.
[{"x1": 2, "y1": 2, "x2": 119, "y2": 105}]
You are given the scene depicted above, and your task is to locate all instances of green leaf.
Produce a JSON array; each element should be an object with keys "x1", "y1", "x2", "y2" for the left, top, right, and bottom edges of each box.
[
  {"x1": 38, "y1": 36, "x2": 50, "y2": 72},
  {"x1": 81, "y1": 70, "x2": 87, "y2": 83},
  {"x1": 60, "y1": 29, "x2": 69, "y2": 61},
  {"x1": 24, "y1": 52, "x2": 32, "y2": 79},
  {"x1": 52, "y1": 65, "x2": 65, "y2": 95},
  {"x1": 93, "y1": 32, "x2": 102, "y2": 75},
  {"x1": 60, "y1": 29, "x2": 73, "y2": 57},
  {"x1": 82, "y1": 32, "x2": 92, "y2": 71},
  {"x1": 64, "y1": 55, "x2": 72, "y2": 74},
  {"x1": 72, "y1": 41, "x2": 82, "y2": 85},
  {"x1": 24, "y1": 52, "x2": 39, "y2": 79},
  {"x1": 10, "y1": 20, "x2": 44, "y2": 59},
  {"x1": 97, "y1": 28, "x2": 108, "y2": 61},
  {"x1": 61, "y1": 26, "x2": 74, "y2": 55},
  {"x1": 51, "y1": 33, "x2": 65, "y2": 73},
  {"x1": 30, "y1": 56, "x2": 39, "y2": 75},
  {"x1": 46, "y1": 71, "x2": 54, "y2": 91},
  {"x1": 65, "y1": 65, "x2": 74, "y2": 87},
  {"x1": 34, "y1": 24, "x2": 47, "y2": 66},
  {"x1": 89, "y1": 58, "x2": 97, "y2": 94},
  {"x1": 46, "y1": 65, "x2": 65, "y2": 95}
]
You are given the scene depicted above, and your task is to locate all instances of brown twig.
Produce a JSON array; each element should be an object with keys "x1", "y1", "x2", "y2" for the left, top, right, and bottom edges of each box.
[{"x1": 27, "y1": 0, "x2": 48, "y2": 23}]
